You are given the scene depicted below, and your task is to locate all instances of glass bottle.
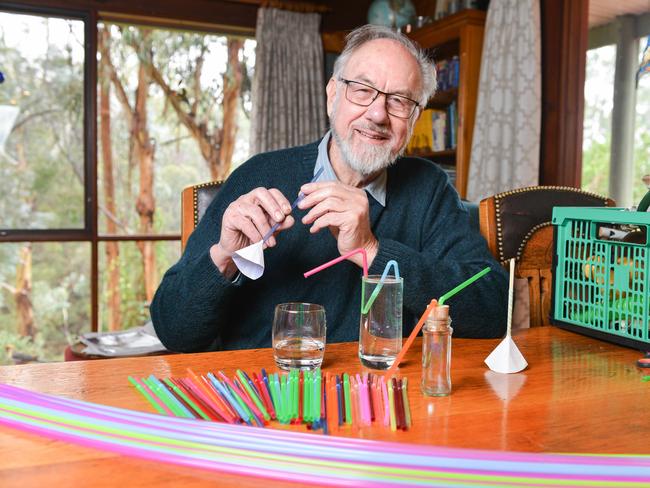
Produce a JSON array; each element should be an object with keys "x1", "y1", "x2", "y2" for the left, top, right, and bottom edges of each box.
[{"x1": 421, "y1": 305, "x2": 453, "y2": 396}]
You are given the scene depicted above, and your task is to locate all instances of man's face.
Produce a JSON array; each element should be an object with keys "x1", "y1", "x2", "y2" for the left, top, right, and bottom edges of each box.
[{"x1": 326, "y1": 39, "x2": 422, "y2": 177}]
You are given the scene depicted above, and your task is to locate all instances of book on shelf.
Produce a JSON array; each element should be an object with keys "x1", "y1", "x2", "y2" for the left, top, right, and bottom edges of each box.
[
  {"x1": 407, "y1": 108, "x2": 435, "y2": 154},
  {"x1": 445, "y1": 101, "x2": 457, "y2": 150},
  {"x1": 435, "y1": 56, "x2": 460, "y2": 92}
]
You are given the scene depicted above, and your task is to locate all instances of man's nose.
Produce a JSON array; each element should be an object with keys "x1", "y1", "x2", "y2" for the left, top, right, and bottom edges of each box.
[{"x1": 365, "y1": 93, "x2": 390, "y2": 124}]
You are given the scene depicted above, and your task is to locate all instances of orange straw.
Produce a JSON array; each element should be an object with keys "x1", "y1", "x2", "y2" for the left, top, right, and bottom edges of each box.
[
  {"x1": 385, "y1": 299, "x2": 438, "y2": 376},
  {"x1": 304, "y1": 248, "x2": 368, "y2": 278}
]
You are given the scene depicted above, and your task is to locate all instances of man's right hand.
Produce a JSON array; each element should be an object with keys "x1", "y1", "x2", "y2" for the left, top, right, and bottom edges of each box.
[{"x1": 210, "y1": 187, "x2": 295, "y2": 278}]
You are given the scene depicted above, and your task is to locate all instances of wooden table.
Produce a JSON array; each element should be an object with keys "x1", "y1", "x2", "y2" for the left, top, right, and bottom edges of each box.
[{"x1": 1, "y1": 327, "x2": 649, "y2": 487}]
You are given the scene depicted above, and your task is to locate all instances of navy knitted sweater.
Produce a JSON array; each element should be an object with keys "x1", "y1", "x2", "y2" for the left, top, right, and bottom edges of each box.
[{"x1": 151, "y1": 140, "x2": 508, "y2": 352}]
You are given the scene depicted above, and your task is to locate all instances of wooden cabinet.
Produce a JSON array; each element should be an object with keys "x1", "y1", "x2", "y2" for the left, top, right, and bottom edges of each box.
[{"x1": 410, "y1": 9, "x2": 486, "y2": 199}]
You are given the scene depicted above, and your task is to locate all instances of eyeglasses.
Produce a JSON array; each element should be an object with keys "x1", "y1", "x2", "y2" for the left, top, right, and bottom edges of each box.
[{"x1": 338, "y1": 78, "x2": 420, "y2": 119}]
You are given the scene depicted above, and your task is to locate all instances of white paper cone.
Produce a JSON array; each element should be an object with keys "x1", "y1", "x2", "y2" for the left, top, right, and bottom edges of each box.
[
  {"x1": 232, "y1": 240, "x2": 265, "y2": 280},
  {"x1": 484, "y1": 336, "x2": 528, "y2": 374}
]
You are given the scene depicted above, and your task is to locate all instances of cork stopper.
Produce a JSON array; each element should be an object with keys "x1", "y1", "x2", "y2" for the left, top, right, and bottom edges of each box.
[
  {"x1": 433, "y1": 305, "x2": 449, "y2": 320},
  {"x1": 425, "y1": 305, "x2": 451, "y2": 331}
]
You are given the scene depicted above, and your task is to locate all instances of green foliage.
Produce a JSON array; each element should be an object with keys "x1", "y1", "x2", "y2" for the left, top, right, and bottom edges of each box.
[{"x1": 0, "y1": 14, "x2": 255, "y2": 361}]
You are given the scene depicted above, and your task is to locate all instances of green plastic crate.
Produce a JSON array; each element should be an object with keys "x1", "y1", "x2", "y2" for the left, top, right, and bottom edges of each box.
[{"x1": 552, "y1": 207, "x2": 650, "y2": 349}]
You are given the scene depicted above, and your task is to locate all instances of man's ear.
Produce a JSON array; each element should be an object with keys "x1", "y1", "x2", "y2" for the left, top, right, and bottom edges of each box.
[{"x1": 326, "y1": 77, "x2": 337, "y2": 117}]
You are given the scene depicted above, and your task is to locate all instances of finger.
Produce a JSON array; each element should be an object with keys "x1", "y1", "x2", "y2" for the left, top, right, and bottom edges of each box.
[
  {"x1": 238, "y1": 201, "x2": 274, "y2": 242},
  {"x1": 268, "y1": 188, "x2": 292, "y2": 215},
  {"x1": 236, "y1": 215, "x2": 264, "y2": 244},
  {"x1": 309, "y1": 211, "x2": 341, "y2": 234},
  {"x1": 276, "y1": 215, "x2": 295, "y2": 231},
  {"x1": 248, "y1": 187, "x2": 290, "y2": 221}
]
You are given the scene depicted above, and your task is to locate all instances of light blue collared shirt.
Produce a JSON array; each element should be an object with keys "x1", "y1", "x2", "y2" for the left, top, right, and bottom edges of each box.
[{"x1": 314, "y1": 131, "x2": 387, "y2": 206}]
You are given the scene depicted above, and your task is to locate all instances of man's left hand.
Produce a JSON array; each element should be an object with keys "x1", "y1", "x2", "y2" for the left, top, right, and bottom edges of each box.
[{"x1": 298, "y1": 181, "x2": 379, "y2": 267}]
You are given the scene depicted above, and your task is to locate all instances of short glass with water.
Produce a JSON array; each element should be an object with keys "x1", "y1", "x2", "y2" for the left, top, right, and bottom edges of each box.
[{"x1": 272, "y1": 302, "x2": 326, "y2": 370}]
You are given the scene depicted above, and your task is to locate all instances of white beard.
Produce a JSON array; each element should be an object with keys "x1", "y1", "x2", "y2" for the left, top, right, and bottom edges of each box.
[{"x1": 330, "y1": 96, "x2": 413, "y2": 177}]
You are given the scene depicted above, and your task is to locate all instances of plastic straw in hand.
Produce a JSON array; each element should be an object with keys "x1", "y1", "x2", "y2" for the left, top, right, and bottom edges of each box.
[
  {"x1": 262, "y1": 166, "x2": 323, "y2": 244},
  {"x1": 304, "y1": 247, "x2": 368, "y2": 278}
]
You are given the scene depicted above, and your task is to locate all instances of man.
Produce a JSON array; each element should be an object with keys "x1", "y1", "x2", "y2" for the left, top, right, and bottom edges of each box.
[{"x1": 151, "y1": 25, "x2": 507, "y2": 352}]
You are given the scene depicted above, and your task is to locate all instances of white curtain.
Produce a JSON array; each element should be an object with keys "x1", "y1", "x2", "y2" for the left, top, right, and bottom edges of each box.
[
  {"x1": 466, "y1": 0, "x2": 541, "y2": 202},
  {"x1": 250, "y1": 8, "x2": 327, "y2": 153}
]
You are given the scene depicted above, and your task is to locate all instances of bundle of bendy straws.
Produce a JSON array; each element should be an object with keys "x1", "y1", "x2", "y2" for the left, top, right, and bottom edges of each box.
[
  {"x1": 129, "y1": 369, "x2": 411, "y2": 433},
  {"x1": 1, "y1": 383, "x2": 650, "y2": 487}
]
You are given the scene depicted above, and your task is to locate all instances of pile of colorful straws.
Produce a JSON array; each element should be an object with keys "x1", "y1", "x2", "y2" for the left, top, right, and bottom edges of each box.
[{"x1": 129, "y1": 369, "x2": 411, "y2": 433}]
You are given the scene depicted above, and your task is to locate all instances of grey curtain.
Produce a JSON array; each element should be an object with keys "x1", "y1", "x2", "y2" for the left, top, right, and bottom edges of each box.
[
  {"x1": 466, "y1": 0, "x2": 541, "y2": 202},
  {"x1": 251, "y1": 7, "x2": 326, "y2": 154}
]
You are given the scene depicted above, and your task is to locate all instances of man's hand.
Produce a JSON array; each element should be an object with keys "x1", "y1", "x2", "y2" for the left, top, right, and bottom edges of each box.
[
  {"x1": 210, "y1": 187, "x2": 294, "y2": 278},
  {"x1": 298, "y1": 181, "x2": 379, "y2": 268}
]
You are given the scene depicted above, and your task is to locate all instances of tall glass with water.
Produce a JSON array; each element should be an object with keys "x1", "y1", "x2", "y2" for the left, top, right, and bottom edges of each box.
[{"x1": 358, "y1": 275, "x2": 403, "y2": 369}]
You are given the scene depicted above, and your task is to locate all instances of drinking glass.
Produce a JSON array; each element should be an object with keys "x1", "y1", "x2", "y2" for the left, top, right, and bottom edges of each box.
[
  {"x1": 272, "y1": 303, "x2": 326, "y2": 370},
  {"x1": 358, "y1": 275, "x2": 403, "y2": 369}
]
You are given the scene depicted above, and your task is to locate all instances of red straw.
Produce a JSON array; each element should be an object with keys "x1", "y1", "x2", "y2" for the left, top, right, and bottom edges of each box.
[
  {"x1": 304, "y1": 247, "x2": 368, "y2": 278},
  {"x1": 386, "y1": 299, "x2": 438, "y2": 376}
]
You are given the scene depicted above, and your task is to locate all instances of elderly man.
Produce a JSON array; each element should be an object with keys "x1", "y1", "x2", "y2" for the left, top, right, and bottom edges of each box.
[{"x1": 151, "y1": 25, "x2": 507, "y2": 352}]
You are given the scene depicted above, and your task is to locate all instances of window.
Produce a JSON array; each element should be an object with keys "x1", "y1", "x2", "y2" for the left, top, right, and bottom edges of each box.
[
  {"x1": 583, "y1": 38, "x2": 650, "y2": 204},
  {"x1": 0, "y1": 6, "x2": 255, "y2": 363},
  {"x1": 582, "y1": 45, "x2": 615, "y2": 198}
]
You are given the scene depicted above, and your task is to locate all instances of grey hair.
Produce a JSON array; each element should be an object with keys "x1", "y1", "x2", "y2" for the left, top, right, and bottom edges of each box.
[{"x1": 332, "y1": 24, "x2": 437, "y2": 107}]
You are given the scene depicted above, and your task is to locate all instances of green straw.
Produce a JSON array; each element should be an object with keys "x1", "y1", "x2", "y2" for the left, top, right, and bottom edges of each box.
[
  {"x1": 291, "y1": 370, "x2": 299, "y2": 421},
  {"x1": 304, "y1": 371, "x2": 311, "y2": 422},
  {"x1": 438, "y1": 266, "x2": 491, "y2": 305},
  {"x1": 142, "y1": 377, "x2": 186, "y2": 418},
  {"x1": 311, "y1": 368, "x2": 322, "y2": 422},
  {"x1": 128, "y1": 376, "x2": 167, "y2": 415},
  {"x1": 162, "y1": 378, "x2": 211, "y2": 421},
  {"x1": 343, "y1": 373, "x2": 352, "y2": 425}
]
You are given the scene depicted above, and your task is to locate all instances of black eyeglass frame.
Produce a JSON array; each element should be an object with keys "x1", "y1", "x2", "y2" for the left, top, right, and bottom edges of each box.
[{"x1": 338, "y1": 78, "x2": 420, "y2": 119}]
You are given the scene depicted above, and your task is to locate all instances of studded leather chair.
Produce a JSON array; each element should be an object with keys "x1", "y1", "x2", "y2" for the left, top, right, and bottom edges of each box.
[{"x1": 181, "y1": 181, "x2": 224, "y2": 251}]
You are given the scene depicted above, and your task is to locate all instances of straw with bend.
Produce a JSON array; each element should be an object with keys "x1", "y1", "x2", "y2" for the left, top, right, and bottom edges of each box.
[
  {"x1": 361, "y1": 260, "x2": 400, "y2": 315},
  {"x1": 303, "y1": 247, "x2": 368, "y2": 278},
  {"x1": 386, "y1": 266, "x2": 492, "y2": 375},
  {"x1": 262, "y1": 166, "x2": 324, "y2": 244}
]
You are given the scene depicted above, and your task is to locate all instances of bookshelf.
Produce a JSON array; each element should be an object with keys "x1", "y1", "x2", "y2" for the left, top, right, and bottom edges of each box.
[{"x1": 409, "y1": 9, "x2": 486, "y2": 199}]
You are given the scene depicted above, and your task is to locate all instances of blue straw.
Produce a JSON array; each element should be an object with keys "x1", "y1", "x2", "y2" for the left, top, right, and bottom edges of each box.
[
  {"x1": 262, "y1": 166, "x2": 324, "y2": 244},
  {"x1": 206, "y1": 373, "x2": 250, "y2": 425},
  {"x1": 361, "y1": 259, "x2": 400, "y2": 314}
]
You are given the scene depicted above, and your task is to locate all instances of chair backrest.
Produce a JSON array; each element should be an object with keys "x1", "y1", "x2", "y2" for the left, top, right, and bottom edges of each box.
[
  {"x1": 479, "y1": 186, "x2": 616, "y2": 327},
  {"x1": 181, "y1": 181, "x2": 223, "y2": 251}
]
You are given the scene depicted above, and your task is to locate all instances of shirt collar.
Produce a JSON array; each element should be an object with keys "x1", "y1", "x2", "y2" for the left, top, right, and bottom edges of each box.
[{"x1": 314, "y1": 130, "x2": 387, "y2": 207}]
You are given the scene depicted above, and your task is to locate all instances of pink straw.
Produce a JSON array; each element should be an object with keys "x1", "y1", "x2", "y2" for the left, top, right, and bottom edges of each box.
[{"x1": 303, "y1": 248, "x2": 368, "y2": 278}]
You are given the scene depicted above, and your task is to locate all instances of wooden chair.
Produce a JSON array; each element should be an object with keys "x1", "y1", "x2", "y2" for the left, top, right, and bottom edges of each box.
[
  {"x1": 181, "y1": 180, "x2": 224, "y2": 251},
  {"x1": 479, "y1": 186, "x2": 616, "y2": 327}
]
